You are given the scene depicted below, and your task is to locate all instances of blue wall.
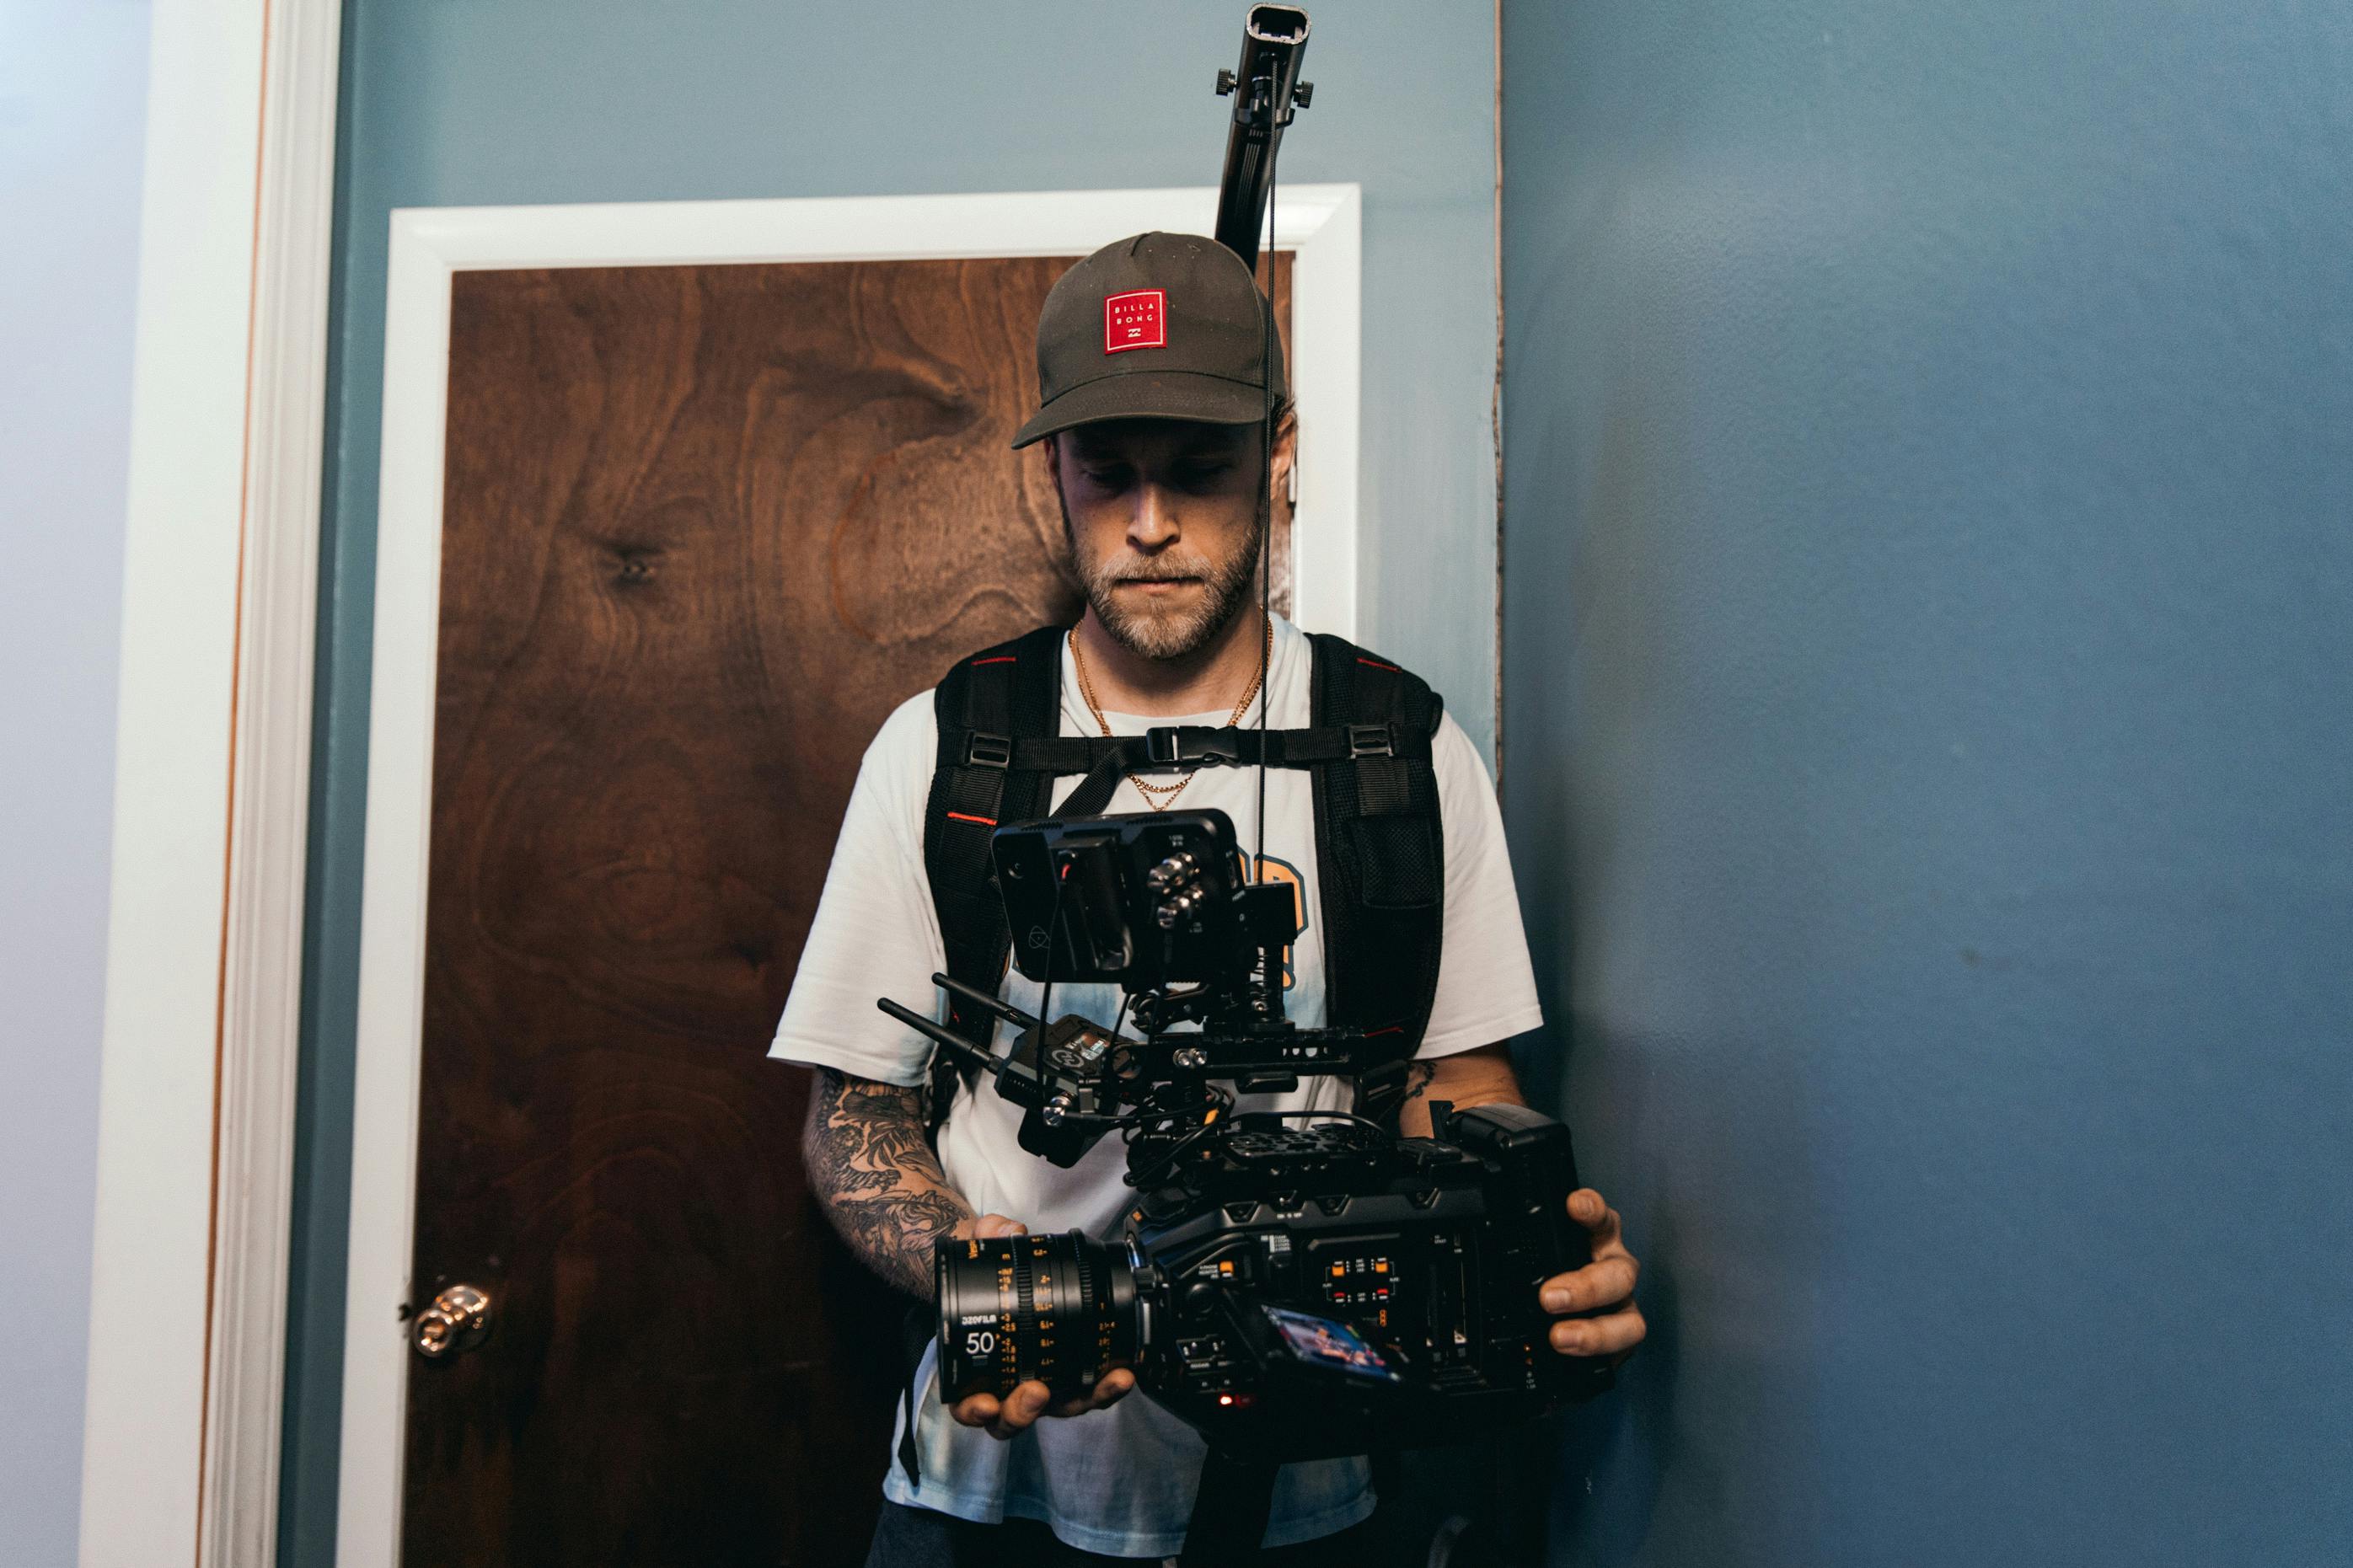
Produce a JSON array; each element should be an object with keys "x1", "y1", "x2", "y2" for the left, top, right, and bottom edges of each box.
[
  {"x1": 1501, "y1": 2, "x2": 2352, "y2": 1563},
  {"x1": 282, "y1": 3, "x2": 1499, "y2": 1560}
]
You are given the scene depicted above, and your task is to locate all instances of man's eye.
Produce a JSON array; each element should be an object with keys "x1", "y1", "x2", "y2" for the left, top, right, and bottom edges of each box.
[
  {"x1": 1176, "y1": 463, "x2": 1234, "y2": 484},
  {"x1": 1081, "y1": 467, "x2": 1132, "y2": 486}
]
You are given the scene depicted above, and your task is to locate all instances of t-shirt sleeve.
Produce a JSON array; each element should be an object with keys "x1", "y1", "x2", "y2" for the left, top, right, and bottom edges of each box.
[
  {"x1": 1414, "y1": 712, "x2": 1547, "y2": 1060},
  {"x1": 768, "y1": 692, "x2": 947, "y2": 1088}
]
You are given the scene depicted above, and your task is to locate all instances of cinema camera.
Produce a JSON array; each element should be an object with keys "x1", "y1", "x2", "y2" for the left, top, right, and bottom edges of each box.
[{"x1": 876, "y1": 810, "x2": 1613, "y2": 1465}]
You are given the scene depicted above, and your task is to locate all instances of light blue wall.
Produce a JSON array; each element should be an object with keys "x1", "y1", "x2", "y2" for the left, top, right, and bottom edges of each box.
[
  {"x1": 1501, "y1": 2, "x2": 2352, "y2": 1564},
  {"x1": 281, "y1": 3, "x2": 1499, "y2": 1560},
  {"x1": 0, "y1": 2, "x2": 149, "y2": 1561}
]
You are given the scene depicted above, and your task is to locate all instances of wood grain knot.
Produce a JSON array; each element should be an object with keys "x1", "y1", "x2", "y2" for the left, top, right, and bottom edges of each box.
[{"x1": 613, "y1": 548, "x2": 661, "y2": 587}]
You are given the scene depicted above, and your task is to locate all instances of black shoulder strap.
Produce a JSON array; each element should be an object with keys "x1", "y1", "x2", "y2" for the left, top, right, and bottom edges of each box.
[
  {"x1": 919, "y1": 624, "x2": 1066, "y2": 1137},
  {"x1": 1305, "y1": 634, "x2": 1448, "y2": 1125}
]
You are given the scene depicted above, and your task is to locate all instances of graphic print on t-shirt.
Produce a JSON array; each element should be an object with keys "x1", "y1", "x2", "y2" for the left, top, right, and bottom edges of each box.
[{"x1": 1251, "y1": 853, "x2": 1305, "y2": 992}]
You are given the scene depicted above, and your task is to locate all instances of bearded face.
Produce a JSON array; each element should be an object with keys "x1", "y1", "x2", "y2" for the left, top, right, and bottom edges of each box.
[
  {"x1": 1062, "y1": 496, "x2": 1264, "y2": 661},
  {"x1": 1051, "y1": 416, "x2": 1289, "y2": 663}
]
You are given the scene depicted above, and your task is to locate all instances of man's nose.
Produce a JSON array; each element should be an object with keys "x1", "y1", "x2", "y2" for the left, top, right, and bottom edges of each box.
[{"x1": 1127, "y1": 484, "x2": 1179, "y2": 550}]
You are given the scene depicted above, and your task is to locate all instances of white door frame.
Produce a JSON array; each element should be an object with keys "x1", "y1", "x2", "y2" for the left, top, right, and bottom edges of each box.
[
  {"x1": 337, "y1": 185, "x2": 1362, "y2": 1566},
  {"x1": 78, "y1": 1, "x2": 341, "y2": 1565}
]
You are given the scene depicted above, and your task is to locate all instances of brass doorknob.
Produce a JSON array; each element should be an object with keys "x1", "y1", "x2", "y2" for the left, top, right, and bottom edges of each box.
[{"x1": 411, "y1": 1283, "x2": 493, "y2": 1359}]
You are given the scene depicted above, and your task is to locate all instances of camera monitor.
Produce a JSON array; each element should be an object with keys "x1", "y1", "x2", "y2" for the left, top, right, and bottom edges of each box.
[{"x1": 993, "y1": 811, "x2": 1292, "y2": 996}]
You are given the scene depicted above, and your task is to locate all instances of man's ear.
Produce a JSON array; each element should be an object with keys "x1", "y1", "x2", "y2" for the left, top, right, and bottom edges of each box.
[{"x1": 1271, "y1": 407, "x2": 1300, "y2": 502}]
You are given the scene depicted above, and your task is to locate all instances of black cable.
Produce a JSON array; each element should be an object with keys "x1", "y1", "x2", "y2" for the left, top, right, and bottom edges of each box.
[{"x1": 1252, "y1": 82, "x2": 1283, "y2": 887}]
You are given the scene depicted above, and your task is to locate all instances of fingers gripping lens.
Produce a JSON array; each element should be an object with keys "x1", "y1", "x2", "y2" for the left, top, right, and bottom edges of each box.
[{"x1": 935, "y1": 1232, "x2": 1141, "y2": 1402}]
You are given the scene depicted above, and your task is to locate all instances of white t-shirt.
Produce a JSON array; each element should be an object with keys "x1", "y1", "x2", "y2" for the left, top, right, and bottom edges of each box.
[{"x1": 769, "y1": 614, "x2": 1543, "y2": 1557}]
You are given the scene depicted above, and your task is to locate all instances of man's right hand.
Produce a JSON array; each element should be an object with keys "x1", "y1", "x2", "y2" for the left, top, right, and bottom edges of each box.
[{"x1": 945, "y1": 1214, "x2": 1137, "y2": 1440}]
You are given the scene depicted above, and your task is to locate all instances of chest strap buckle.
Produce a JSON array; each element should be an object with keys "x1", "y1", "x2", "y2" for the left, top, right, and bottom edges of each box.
[{"x1": 1145, "y1": 726, "x2": 1246, "y2": 768}]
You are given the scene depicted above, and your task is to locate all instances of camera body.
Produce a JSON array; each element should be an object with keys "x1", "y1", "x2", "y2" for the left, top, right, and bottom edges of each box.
[
  {"x1": 1129, "y1": 1097, "x2": 1608, "y2": 1457},
  {"x1": 878, "y1": 808, "x2": 1611, "y2": 1464},
  {"x1": 936, "y1": 1099, "x2": 1610, "y2": 1460}
]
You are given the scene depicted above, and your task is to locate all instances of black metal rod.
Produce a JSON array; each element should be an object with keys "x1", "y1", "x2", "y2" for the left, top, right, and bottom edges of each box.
[{"x1": 1212, "y1": 5, "x2": 1312, "y2": 264}]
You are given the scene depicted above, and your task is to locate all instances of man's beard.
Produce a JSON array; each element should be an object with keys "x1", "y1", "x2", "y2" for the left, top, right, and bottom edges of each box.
[{"x1": 1062, "y1": 500, "x2": 1264, "y2": 661}]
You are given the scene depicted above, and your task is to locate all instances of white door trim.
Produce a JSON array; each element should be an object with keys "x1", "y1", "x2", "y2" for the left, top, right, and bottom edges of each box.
[
  {"x1": 337, "y1": 184, "x2": 1362, "y2": 1567},
  {"x1": 78, "y1": 1, "x2": 341, "y2": 1565}
]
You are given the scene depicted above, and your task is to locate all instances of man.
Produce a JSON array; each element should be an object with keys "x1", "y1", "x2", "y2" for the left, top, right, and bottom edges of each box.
[{"x1": 770, "y1": 233, "x2": 1644, "y2": 1565}]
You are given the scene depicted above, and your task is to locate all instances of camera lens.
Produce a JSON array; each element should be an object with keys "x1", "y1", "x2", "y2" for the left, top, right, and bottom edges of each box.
[{"x1": 935, "y1": 1231, "x2": 1143, "y2": 1402}]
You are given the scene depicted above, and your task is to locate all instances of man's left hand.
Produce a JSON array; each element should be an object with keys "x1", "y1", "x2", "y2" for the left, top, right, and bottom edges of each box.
[{"x1": 1538, "y1": 1189, "x2": 1646, "y2": 1362}]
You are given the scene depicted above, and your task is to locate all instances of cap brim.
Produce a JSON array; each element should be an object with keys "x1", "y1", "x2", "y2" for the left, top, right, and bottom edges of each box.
[{"x1": 1010, "y1": 369, "x2": 1274, "y2": 449}]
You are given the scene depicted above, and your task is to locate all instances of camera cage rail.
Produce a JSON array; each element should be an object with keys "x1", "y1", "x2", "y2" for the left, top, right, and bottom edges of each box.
[{"x1": 877, "y1": 971, "x2": 1387, "y2": 1162}]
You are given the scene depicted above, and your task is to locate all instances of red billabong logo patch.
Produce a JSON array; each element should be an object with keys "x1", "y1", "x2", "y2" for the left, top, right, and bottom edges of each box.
[{"x1": 1104, "y1": 290, "x2": 1166, "y2": 354}]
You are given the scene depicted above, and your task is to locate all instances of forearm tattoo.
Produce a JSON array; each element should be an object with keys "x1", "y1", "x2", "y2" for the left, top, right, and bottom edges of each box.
[
  {"x1": 803, "y1": 1068, "x2": 976, "y2": 1298},
  {"x1": 1395, "y1": 1061, "x2": 1439, "y2": 1136}
]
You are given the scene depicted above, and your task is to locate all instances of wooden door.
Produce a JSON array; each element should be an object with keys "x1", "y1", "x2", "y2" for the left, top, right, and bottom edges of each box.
[{"x1": 405, "y1": 253, "x2": 1291, "y2": 1565}]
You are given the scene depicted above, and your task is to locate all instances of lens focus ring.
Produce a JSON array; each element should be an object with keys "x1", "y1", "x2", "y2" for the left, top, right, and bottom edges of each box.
[{"x1": 935, "y1": 1231, "x2": 1140, "y2": 1404}]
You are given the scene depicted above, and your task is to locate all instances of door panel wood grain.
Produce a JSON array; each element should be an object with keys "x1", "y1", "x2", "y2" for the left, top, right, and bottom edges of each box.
[{"x1": 408, "y1": 253, "x2": 1291, "y2": 1565}]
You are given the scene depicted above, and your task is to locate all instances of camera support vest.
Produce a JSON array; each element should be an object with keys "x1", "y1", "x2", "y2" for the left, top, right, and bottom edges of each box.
[{"x1": 919, "y1": 622, "x2": 1448, "y2": 1134}]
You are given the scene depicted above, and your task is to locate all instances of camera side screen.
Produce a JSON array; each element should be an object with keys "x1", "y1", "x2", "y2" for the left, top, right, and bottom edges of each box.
[{"x1": 1260, "y1": 1306, "x2": 1403, "y2": 1383}]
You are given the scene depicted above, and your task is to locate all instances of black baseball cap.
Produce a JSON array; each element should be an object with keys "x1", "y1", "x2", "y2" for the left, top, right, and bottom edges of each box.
[{"x1": 1010, "y1": 231, "x2": 1288, "y2": 449}]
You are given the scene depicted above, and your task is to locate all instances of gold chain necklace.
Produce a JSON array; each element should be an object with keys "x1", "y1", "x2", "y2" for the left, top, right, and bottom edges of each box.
[{"x1": 1069, "y1": 616, "x2": 1272, "y2": 812}]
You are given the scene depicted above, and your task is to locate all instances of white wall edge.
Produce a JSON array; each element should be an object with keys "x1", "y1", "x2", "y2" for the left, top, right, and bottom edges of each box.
[
  {"x1": 334, "y1": 183, "x2": 1362, "y2": 1568},
  {"x1": 1284, "y1": 185, "x2": 1361, "y2": 640},
  {"x1": 79, "y1": 1, "x2": 340, "y2": 1565}
]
